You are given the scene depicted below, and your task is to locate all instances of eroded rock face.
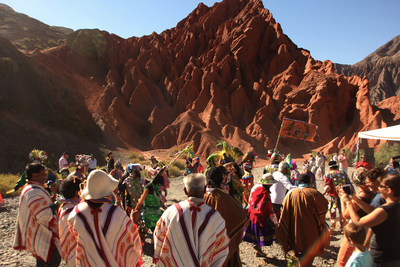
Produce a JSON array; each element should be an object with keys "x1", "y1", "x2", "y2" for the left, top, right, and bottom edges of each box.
[
  {"x1": 2, "y1": 0, "x2": 396, "y2": 165},
  {"x1": 50, "y1": 0, "x2": 395, "y2": 157},
  {"x1": 335, "y1": 35, "x2": 400, "y2": 105}
]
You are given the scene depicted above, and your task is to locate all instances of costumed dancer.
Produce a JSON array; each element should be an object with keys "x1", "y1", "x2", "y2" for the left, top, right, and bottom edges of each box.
[
  {"x1": 241, "y1": 162, "x2": 254, "y2": 203},
  {"x1": 109, "y1": 161, "x2": 125, "y2": 205},
  {"x1": 150, "y1": 155, "x2": 166, "y2": 169},
  {"x1": 134, "y1": 171, "x2": 164, "y2": 234},
  {"x1": 147, "y1": 166, "x2": 169, "y2": 205},
  {"x1": 185, "y1": 156, "x2": 195, "y2": 175},
  {"x1": 122, "y1": 164, "x2": 144, "y2": 213},
  {"x1": 290, "y1": 160, "x2": 300, "y2": 186},
  {"x1": 241, "y1": 149, "x2": 257, "y2": 167},
  {"x1": 264, "y1": 151, "x2": 282, "y2": 175},
  {"x1": 243, "y1": 174, "x2": 278, "y2": 257},
  {"x1": 13, "y1": 149, "x2": 57, "y2": 194},
  {"x1": 121, "y1": 163, "x2": 147, "y2": 241},
  {"x1": 68, "y1": 154, "x2": 89, "y2": 181},
  {"x1": 323, "y1": 160, "x2": 352, "y2": 230},
  {"x1": 302, "y1": 163, "x2": 316, "y2": 189},
  {"x1": 225, "y1": 162, "x2": 246, "y2": 205},
  {"x1": 193, "y1": 156, "x2": 205, "y2": 173}
]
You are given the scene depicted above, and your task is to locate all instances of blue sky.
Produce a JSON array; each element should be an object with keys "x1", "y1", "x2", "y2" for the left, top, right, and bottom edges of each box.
[{"x1": 2, "y1": 0, "x2": 399, "y2": 64}]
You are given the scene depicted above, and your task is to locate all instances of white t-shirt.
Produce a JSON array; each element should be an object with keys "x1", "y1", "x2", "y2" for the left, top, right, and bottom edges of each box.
[
  {"x1": 271, "y1": 171, "x2": 297, "y2": 205},
  {"x1": 316, "y1": 155, "x2": 324, "y2": 168},
  {"x1": 59, "y1": 156, "x2": 68, "y2": 171}
]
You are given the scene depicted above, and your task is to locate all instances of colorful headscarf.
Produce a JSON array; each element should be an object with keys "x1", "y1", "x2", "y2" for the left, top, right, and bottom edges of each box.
[{"x1": 29, "y1": 149, "x2": 48, "y2": 162}]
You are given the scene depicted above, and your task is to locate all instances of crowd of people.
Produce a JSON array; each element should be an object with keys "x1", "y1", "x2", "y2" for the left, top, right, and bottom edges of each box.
[{"x1": 10, "y1": 147, "x2": 400, "y2": 266}]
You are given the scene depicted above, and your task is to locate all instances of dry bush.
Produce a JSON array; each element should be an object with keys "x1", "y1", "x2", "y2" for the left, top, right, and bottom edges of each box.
[{"x1": 0, "y1": 173, "x2": 20, "y2": 197}]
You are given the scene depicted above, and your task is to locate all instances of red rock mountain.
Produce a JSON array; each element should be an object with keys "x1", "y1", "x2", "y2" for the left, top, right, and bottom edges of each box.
[{"x1": 0, "y1": 0, "x2": 397, "y2": 171}]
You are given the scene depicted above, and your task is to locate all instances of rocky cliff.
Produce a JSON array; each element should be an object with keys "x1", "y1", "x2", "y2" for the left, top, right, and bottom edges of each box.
[
  {"x1": 335, "y1": 35, "x2": 400, "y2": 105},
  {"x1": 85, "y1": 0, "x2": 393, "y2": 157},
  {"x1": 0, "y1": 0, "x2": 397, "y2": 171}
]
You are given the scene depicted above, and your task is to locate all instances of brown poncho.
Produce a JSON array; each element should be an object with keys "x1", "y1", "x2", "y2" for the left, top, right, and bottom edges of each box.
[{"x1": 275, "y1": 187, "x2": 328, "y2": 255}]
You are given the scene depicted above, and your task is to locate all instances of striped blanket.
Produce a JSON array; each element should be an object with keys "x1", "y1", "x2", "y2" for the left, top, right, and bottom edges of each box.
[
  {"x1": 68, "y1": 201, "x2": 142, "y2": 267},
  {"x1": 153, "y1": 197, "x2": 229, "y2": 267},
  {"x1": 13, "y1": 182, "x2": 60, "y2": 262}
]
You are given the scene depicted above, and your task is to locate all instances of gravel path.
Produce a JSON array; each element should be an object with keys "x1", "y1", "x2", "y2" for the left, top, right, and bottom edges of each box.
[{"x1": 0, "y1": 166, "x2": 343, "y2": 266}]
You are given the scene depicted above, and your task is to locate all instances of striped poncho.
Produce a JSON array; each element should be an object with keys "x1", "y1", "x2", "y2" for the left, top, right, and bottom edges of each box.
[
  {"x1": 58, "y1": 199, "x2": 79, "y2": 266},
  {"x1": 13, "y1": 182, "x2": 60, "y2": 262},
  {"x1": 68, "y1": 201, "x2": 143, "y2": 267},
  {"x1": 153, "y1": 197, "x2": 229, "y2": 267}
]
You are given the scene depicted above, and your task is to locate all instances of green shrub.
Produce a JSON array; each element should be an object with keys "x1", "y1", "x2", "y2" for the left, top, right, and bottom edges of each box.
[
  {"x1": 47, "y1": 39, "x2": 58, "y2": 47},
  {"x1": 171, "y1": 160, "x2": 185, "y2": 170},
  {"x1": 168, "y1": 148, "x2": 180, "y2": 157},
  {"x1": 0, "y1": 173, "x2": 20, "y2": 197},
  {"x1": 179, "y1": 152, "x2": 190, "y2": 159},
  {"x1": 375, "y1": 143, "x2": 400, "y2": 166},
  {"x1": 167, "y1": 165, "x2": 182, "y2": 177},
  {"x1": 129, "y1": 152, "x2": 138, "y2": 160},
  {"x1": 128, "y1": 152, "x2": 149, "y2": 166}
]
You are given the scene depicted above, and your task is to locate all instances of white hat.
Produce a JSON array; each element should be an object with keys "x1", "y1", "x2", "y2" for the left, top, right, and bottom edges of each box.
[
  {"x1": 260, "y1": 173, "x2": 277, "y2": 185},
  {"x1": 80, "y1": 170, "x2": 118, "y2": 200}
]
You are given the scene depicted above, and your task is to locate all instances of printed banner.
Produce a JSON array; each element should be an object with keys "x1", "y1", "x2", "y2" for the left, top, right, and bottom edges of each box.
[{"x1": 280, "y1": 118, "x2": 317, "y2": 142}]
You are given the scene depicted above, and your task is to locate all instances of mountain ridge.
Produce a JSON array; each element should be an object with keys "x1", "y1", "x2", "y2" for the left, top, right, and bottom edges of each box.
[
  {"x1": 0, "y1": 4, "x2": 73, "y2": 51},
  {"x1": 335, "y1": 35, "x2": 400, "y2": 104}
]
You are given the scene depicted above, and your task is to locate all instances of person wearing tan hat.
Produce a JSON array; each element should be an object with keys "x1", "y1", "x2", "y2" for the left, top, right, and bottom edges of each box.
[{"x1": 67, "y1": 170, "x2": 142, "y2": 266}]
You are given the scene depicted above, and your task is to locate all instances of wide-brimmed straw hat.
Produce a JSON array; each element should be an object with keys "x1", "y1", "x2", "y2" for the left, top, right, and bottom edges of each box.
[
  {"x1": 80, "y1": 170, "x2": 118, "y2": 200},
  {"x1": 260, "y1": 173, "x2": 277, "y2": 185}
]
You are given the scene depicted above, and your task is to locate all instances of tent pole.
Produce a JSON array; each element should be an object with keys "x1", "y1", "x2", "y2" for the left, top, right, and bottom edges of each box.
[{"x1": 274, "y1": 118, "x2": 284, "y2": 152}]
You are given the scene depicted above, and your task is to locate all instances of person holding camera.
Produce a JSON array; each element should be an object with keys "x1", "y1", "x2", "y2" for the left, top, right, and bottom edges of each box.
[
  {"x1": 341, "y1": 174, "x2": 400, "y2": 266},
  {"x1": 336, "y1": 167, "x2": 375, "y2": 267},
  {"x1": 384, "y1": 157, "x2": 400, "y2": 175}
]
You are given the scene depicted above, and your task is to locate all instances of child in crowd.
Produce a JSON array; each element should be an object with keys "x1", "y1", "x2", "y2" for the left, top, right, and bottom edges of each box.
[{"x1": 343, "y1": 222, "x2": 372, "y2": 267}]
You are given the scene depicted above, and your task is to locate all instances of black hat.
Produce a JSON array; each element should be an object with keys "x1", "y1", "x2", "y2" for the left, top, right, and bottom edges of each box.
[{"x1": 328, "y1": 160, "x2": 338, "y2": 168}]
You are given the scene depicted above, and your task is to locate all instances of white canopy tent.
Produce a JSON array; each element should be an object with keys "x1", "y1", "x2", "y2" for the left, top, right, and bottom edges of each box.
[{"x1": 358, "y1": 124, "x2": 400, "y2": 141}]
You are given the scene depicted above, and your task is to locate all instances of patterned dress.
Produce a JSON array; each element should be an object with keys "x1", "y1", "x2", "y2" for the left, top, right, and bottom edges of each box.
[
  {"x1": 124, "y1": 176, "x2": 143, "y2": 209},
  {"x1": 243, "y1": 184, "x2": 277, "y2": 247},
  {"x1": 124, "y1": 176, "x2": 146, "y2": 237},
  {"x1": 143, "y1": 184, "x2": 163, "y2": 231}
]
